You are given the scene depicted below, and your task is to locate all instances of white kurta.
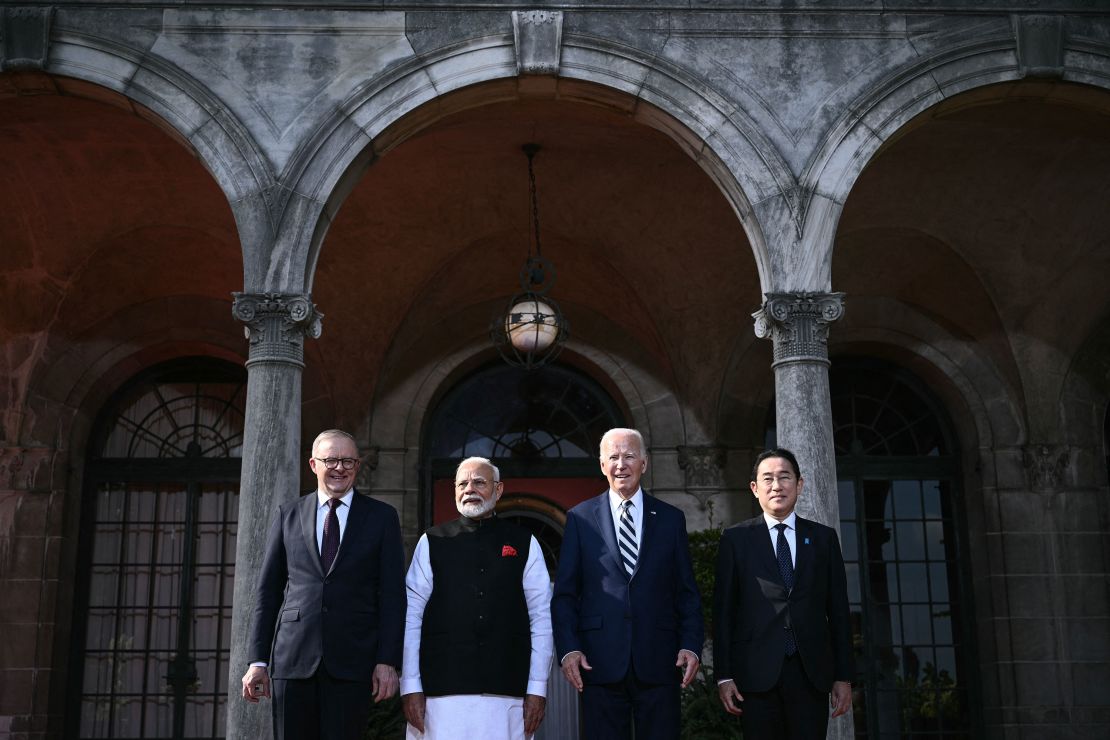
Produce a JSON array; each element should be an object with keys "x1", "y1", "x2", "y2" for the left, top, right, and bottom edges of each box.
[{"x1": 401, "y1": 530, "x2": 554, "y2": 740}]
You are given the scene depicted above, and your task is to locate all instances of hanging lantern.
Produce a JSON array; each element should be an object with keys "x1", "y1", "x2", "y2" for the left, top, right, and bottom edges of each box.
[{"x1": 490, "y1": 145, "x2": 569, "y2": 369}]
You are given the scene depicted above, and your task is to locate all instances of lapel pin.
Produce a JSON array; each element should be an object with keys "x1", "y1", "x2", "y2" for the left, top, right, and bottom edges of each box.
[
  {"x1": 650, "y1": 510, "x2": 657, "y2": 515},
  {"x1": 804, "y1": 537, "x2": 810, "y2": 545}
]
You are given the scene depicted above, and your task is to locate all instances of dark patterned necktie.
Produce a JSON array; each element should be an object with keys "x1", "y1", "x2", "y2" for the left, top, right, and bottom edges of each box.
[
  {"x1": 775, "y1": 522, "x2": 797, "y2": 656},
  {"x1": 321, "y1": 498, "x2": 341, "y2": 572},
  {"x1": 618, "y1": 501, "x2": 638, "y2": 576}
]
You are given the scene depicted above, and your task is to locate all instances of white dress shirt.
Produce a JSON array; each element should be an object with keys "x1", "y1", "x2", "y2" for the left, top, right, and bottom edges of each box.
[
  {"x1": 763, "y1": 510, "x2": 798, "y2": 567},
  {"x1": 316, "y1": 488, "x2": 354, "y2": 553},
  {"x1": 401, "y1": 531, "x2": 554, "y2": 698},
  {"x1": 608, "y1": 487, "x2": 644, "y2": 556}
]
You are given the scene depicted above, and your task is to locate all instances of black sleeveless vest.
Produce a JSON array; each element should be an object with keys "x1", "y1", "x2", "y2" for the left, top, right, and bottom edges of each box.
[{"x1": 420, "y1": 516, "x2": 533, "y2": 697}]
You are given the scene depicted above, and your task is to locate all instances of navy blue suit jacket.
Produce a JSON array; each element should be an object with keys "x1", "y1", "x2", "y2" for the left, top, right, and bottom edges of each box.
[
  {"x1": 712, "y1": 514, "x2": 853, "y2": 693},
  {"x1": 248, "y1": 490, "x2": 406, "y2": 681},
  {"x1": 552, "y1": 491, "x2": 704, "y2": 685}
]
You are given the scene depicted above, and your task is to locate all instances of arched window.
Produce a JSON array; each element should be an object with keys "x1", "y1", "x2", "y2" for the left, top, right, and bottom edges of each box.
[
  {"x1": 72, "y1": 359, "x2": 245, "y2": 739},
  {"x1": 424, "y1": 362, "x2": 625, "y2": 571},
  {"x1": 427, "y1": 363, "x2": 622, "y2": 464},
  {"x1": 832, "y1": 359, "x2": 978, "y2": 739}
]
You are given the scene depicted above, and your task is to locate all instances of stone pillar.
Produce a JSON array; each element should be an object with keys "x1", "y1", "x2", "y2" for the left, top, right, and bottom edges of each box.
[
  {"x1": 226, "y1": 292, "x2": 322, "y2": 739},
  {"x1": 753, "y1": 291, "x2": 853, "y2": 740}
]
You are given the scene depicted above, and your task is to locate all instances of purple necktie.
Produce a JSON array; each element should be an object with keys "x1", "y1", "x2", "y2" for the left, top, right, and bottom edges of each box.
[{"x1": 321, "y1": 498, "x2": 341, "y2": 572}]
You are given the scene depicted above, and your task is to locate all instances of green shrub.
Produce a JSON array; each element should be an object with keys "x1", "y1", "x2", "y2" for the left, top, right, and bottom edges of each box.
[{"x1": 680, "y1": 524, "x2": 743, "y2": 739}]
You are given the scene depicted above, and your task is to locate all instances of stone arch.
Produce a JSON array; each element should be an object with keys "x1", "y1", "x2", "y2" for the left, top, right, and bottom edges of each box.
[
  {"x1": 281, "y1": 35, "x2": 792, "y2": 296},
  {"x1": 363, "y1": 300, "x2": 688, "y2": 534},
  {"x1": 26, "y1": 297, "x2": 246, "y2": 452},
  {"x1": 13, "y1": 295, "x2": 247, "y2": 726},
  {"x1": 33, "y1": 31, "x2": 276, "y2": 265},
  {"x1": 800, "y1": 29, "x2": 1110, "y2": 289},
  {"x1": 831, "y1": 295, "x2": 1024, "y2": 458}
]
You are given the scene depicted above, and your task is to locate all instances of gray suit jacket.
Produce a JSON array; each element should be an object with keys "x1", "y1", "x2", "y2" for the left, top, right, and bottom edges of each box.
[{"x1": 248, "y1": 490, "x2": 405, "y2": 680}]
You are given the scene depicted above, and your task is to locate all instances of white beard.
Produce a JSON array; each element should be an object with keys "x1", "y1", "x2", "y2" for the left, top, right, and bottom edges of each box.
[{"x1": 457, "y1": 497, "x2": 496, "y2": 519}]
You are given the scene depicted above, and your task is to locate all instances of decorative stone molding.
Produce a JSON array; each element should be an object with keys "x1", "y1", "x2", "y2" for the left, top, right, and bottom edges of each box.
[
  {"x1": 0, "y1": 447, "x2": 53, "y2": 491},
  {"x1": 1022, "y1": 444, "x2": 1070, "y2": 492},
  {"x1": 512, "y1": 10, "x2": 563, "y2": 75},
  {"x1": 752, "y1": 292, "x2": 845, "y2": 367},
  {"x1": 231, "y1": 292, "x2": 323, "y2": 368},
  {"x1": 1, "y1": 8, "x2": 53, "y2": 72},
  {"x1": 677, "y1": 445, "x2": 727, "y2": 489},
  {"x1": 1014, "y1": 15, "x2": 1064, "y2": 79}
]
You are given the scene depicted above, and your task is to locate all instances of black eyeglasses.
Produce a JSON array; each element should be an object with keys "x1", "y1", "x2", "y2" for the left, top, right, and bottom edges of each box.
[{"x1": 315, "y1": 457, "x2": 359, "y2": 470}]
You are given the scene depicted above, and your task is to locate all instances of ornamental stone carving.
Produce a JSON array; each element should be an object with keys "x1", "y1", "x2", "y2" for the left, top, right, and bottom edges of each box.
[
  {"x1": 1, "y1": 8, "x2": 52, "y2": 72},
  {"x1": 752, "y1": 292, "x2": 845, "y2": 367},
  {"x1": 512, "y1": 10, "x2": 563, "y2": 75},
  {"x1": 354, "y1": 446, "x2": 380, "y2": 490},
  {"x1": 677, "y1": 445, "x2": 727, "y2": 489},
  {"x1": 231, "y1": 292, "x2": 323, "y2": 367},
  {"x1": 1022, "y1": 444, "x2": 1070, "y2": 492}
]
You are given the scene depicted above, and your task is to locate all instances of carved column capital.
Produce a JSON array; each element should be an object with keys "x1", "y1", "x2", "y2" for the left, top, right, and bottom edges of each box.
[
  {"x1": 677, "y1": 445, "x2": 727, "y2": 489},
  {"x1": 753, "y1": 292, "x2": 845, "y2": 367},
  {"x1": 232, "y1": 292, "x2": 323, "y2": 368},
  {"x1": 1022, "y1": 444, "x2": 1070, "y2": 492},
  {"x1": 512, "y1": 10, "x2": 563, "y2": 75}
]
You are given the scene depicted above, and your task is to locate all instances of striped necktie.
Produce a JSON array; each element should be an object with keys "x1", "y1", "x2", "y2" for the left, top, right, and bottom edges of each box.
[{"x1": 618, "y1": 500, "x2": 638, "y2": 576}]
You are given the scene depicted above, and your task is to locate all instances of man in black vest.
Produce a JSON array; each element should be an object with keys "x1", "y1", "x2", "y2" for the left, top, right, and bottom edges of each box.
[{"x1": 400, "y1": 457, "x2": 553, "y2": 739}]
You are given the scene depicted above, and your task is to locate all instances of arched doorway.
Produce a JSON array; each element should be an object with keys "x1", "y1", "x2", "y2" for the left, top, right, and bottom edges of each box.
[
  {"x1": 70, "y1": 358, "x2": 246, "y2": 739},
  {"x1": 831, "y1": 358, "x2": 979, "y2": 738},
  {"x1": 423, "y1": 361, "x2": 625, "y2": 575},
  {"x1": 422, "y1": 361, "x2": 625, "y2": 740}
]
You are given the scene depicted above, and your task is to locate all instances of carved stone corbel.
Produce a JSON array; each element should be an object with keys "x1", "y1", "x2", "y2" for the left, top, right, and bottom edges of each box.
[
  {"x1": 231, "y1": 292, "x2": 323, "y2": 368},
  {"x1": 677, "y1": 445, "x2": 727, "y2": 489},
  {"x1": 1, "y1": 8, "x2": 53, "y2": 72},
  {"x1": 1014, "y1": 15, "x2": 1064, "y2": 79},
  {"x1": 1022, "y1": 444, "x2": 1070, "y2": 492},
  {"x1": 355, "y1": 446, "x2": 380, "y2": 490},
  {"x1": 512, "y1": 10, "x2": 563, "y2": 75}
]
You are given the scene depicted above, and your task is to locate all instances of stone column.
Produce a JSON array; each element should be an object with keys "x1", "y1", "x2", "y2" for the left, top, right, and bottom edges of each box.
[
  {"x1": 227, "y1": 292, "x2": 322, "y2": 739},
  {"x1": 753, "y1": 291, "x2": 853, "y2": 740}
]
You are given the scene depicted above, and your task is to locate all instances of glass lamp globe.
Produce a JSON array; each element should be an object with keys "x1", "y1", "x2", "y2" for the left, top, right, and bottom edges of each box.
[{"x1": 505, "y1": 299, "x2": 559, "y2": 353}]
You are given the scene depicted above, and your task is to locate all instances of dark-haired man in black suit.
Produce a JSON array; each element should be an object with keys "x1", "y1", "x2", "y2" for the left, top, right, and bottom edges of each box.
[{"x1": 713, "y1": 448, "x2": 853, "y2": 739}]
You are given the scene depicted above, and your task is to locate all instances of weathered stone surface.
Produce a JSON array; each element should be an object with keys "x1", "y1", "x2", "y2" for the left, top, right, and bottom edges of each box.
[{"x1": 1, "y1": 4, "x2": 1109, "y2": 740}]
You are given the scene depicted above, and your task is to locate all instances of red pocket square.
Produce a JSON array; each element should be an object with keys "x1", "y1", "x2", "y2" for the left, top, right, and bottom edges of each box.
[{"x1": 502, "y1": 545, "x2": 518, "y2": 557}]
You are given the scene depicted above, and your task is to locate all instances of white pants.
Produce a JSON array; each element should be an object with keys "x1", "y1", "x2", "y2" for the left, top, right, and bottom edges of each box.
[{"x1": 405, "y1": 694, "x2": 530, "y2": 740}]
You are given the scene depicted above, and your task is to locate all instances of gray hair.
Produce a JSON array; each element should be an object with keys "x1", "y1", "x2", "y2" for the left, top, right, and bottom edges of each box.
[
  {"x1": 456, "y1": 456, "x2": 500, "y2": 482},
  {"x1": 599, "y1": 428, "x2": 646, "y2": 457},
  {"x1": 312, "y1": 429, "x2": 357, "y2": 456}
]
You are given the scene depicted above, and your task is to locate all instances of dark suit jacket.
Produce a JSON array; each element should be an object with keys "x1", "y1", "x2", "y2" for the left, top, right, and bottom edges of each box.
[
  {"x1": 248, "y1": 490, "x2": 406, "y2": 681},
  {"x1": 552, "y1": 491, "x2": 704, "y2": 685},
  {"x1": 713, "y1": 514, "x2": 853, "y2": 693}
]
